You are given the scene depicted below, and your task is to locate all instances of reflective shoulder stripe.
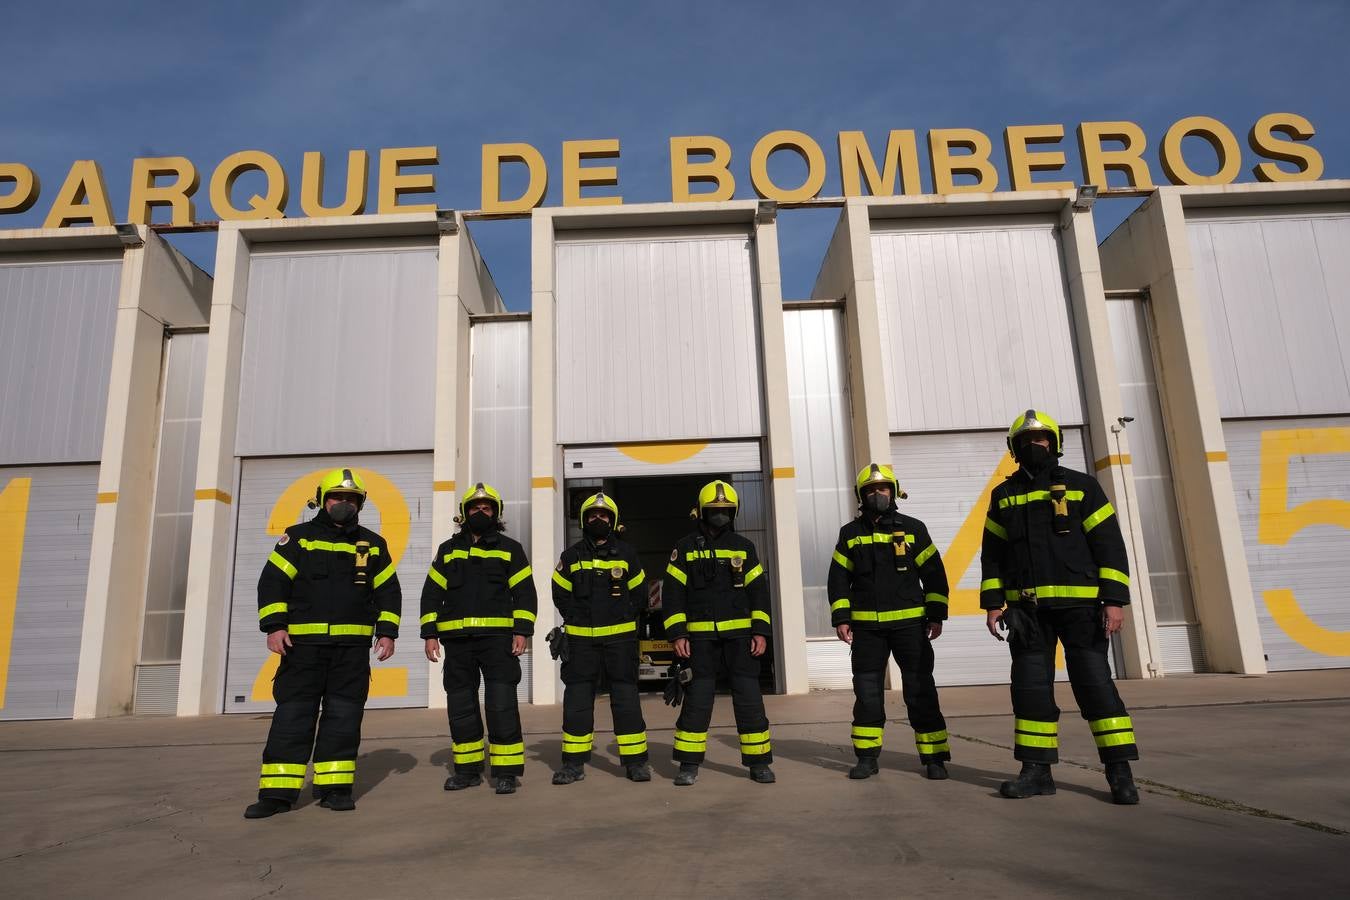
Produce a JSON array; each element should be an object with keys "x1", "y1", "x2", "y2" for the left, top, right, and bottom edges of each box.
[
  {"x1": 998, "y1": 490, "x2": 1087, "y2": 509},
  {"x1": 830, "y1": 598, "x2": 850, "y2": 611},
  {"x1": 831, "y1": 549, "x2": 854, "y2": 571},
  {"x1": 913, "y1": 543, "x2": 937, "y2": 567},
  {"x1": 420, "y1": 612, "x2": 437, "y2": 625},
  {"x1": 427, "y1": 565, "x2": 448, "y2": 591},
  {"x1": 377, "y1": 610, "x2": 400, "y2": 625},
  {"x1": 514, "y1": 609, "x2": 536, "y2": 623},
  {"x1": 1082, "y1": 502, "x2": 1116, "y2": 533},
  {"x1": 470, "y1": 547, "x2": 512, "y2": 561},
  {"x1": 508, "y1": 566, "x2": 532, "y2": 588},
  {"x1": 665, "y1": 563, "x2": 687, "y2": 585},
  {"x1": 984, "y1": 516, "x2": 1008, "y2": 540},
  {"x1": 627, "y1": 569, "x2": 646, "y2": 590},
  {"x1": 751, "y1": 610, "x2": 770, "y2": 624},
  {"x1": 552, "y1": 570, "x2": 573, "y2": 592},
  {"x1": 444, "y1": 549, "x2": 469, "y2": 562},
  {"x1": 268, "y1": 551, "x2": 298, "y2": 580},
  {"x1": 743, "y1": 564, "x2": 764, "y2": 586},
  {"x1": 259, "y1": 602, "x2": 288, "y2": 620},
  {"x1": 297, "y1": 539, "x2": 382, "y2": 555},
  {"x1": 372, "y1": 564, "x2": 396, "y2": 590},
  {"x1": 1098, "y1": 567, "x2": 1130, "y2": 586},
  {"x1": 664, "y1": 612, "x2": 687, "y2": 630}
]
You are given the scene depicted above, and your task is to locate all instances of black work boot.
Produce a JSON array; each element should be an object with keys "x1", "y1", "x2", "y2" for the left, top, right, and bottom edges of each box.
[
  {"x1": 552, "y1": 764, "x2": 585, "y2": 785},
  {"x1": 625, "y1": 763, "x2": 652, "y2": 782},
  {"x1": 319, "y1": 789, "x2": 355, "y2": 811},
  {"x1": 243, "y1": 798, "x2": 292, "y2": 819},
  {"x1": 443, "y1": 772, "x2": 483, "y2": 791},
  {"x1": 848, "y1": 757, "x2": 880, "y2": 780},
  {"x1": 999, "y1": 762, "x2": 1056, "y2": 798},
  {"x1": 494, "y1": 775, "x2": 519, "y2": 795},
  {"x1": 923, "y1": 762, "x2": 950, "y2": 780},
  {"x1": 749, "y1": 765, "x2": 776, "y2": 784},
  {"x1": 673, "y1": 763, "x2": 699, "y2": 786},
  {"x1": 1106, "y1": 761, "x2": 1140, "y2": 805}
]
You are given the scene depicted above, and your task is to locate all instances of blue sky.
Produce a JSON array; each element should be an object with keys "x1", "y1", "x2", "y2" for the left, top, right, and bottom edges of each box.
[{"x1": 3, "y1": 0, "x2": 1348, "y2": 307}]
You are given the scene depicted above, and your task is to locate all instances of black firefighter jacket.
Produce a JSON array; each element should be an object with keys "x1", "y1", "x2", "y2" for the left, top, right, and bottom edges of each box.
[
  {"x1": 662, "y1": 527, "x2": 771, "y2": 642},
  {"x1": 552, "y1": 535, "x2": 647, "y2": 642},
  {"x1": 419, "y1": 529, "x2": 538, "y2": 639},
  {"x1": 826, "y1": 511, "x2": 950, "y2": 629}
]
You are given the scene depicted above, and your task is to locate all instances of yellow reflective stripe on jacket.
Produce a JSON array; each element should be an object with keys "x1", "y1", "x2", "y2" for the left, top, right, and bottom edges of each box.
[
  {"x1": 372, "y1": 564, "x2": 396, "y2": 589},
  {"x1": 984, "y1": 517, "x2": 1008, "y2": 540},
  {"x1": 830, "y1": 598, "x2": 850, "y2": 612},
  {"x1": 665, "y1": 563, "x2": 687, "y2": 585},
  {"x1": 744, "y1": 564, "x2": 764, "y2": 586},
  {"x1": 1098, "y1": 567, "x2": 1130, "y2": 586},
  {"x1": 1082, "y1": 502, "x2": 1116, "y2": 533},
  {"x1": 831, "y1": 550, "x2": 853, "y2": 571},
  {"x1": 427, "y1": 565, "x2": 448, "y2": 590},
  {"x1": 851, "y1": 607, "x2": 925, "y2": 622},
  {"x1": 436, "y1": 616, "x2": 515, "y2": 631},
  {"x1": 1003, "y1": 585, "x2": 1100, "y2": 601},
  {"x1": 997, "y1": 490, "x2": 1086, "y2": 509},
  {"x1": 565, "y1": 622, "x2": 637, "y2": 638},
  {"x1": 508, "y1": 566, "x2": 532, "y2": 588},
  {"x1": 664, "y1": 612, "x2": 687, "y2": 630},
  {"x1": 845, "y1": 533, "x2": 916, "y2": 549},
  {"x1": 261, "y1": 762, "x2": 306, "y2": 776},
  {"x1": 552, "y1": 570, "x2": 573, "y2": 591},
  {"x1": 913, "y1": 543, "x2": 937, "y2": 567},
  {"x1": 259, "y1": 602, "x2": 288, "y2": 620},
  {"x1": 684, "y1": 549, "x2": 748, "y2": 561},
  {"x1": 627, "y1": 569, "x2": 646, "y2": 590},
  {"x1": 513, "y1": 609, "x2": 536, "y2": 622},
  {"x1": 569, "y1": 559, "x2": 630, "y2": 573},
  {"x1": 443, "y1": 547, "x2": 512, "y2": 562},
  {"x1": 297, "y1": 539, "x2": 382, "y2": 555},
  {"x1": 288, "y1": 622, "x2": 329, "y2": 635},
  {"x1": 980, "y1": 577, "x2": 1003, "y2": 592},
  {"x1": 420, "y1": 612, "x2": 437, "y2": 626},
  {"x1": 377, "y1": 610, "x2": 400, "y2": 625},
  {"x1": 443, "y1": 549, "x2": 468, "y2": 562},
  {"x1": 268, "y1": 551, "x2": 297, "y2": 580},
  {"x1": 329, "y1": 624, "x2": 374, "y2": 636},
  {"x1": 925, "y1": 592, "x2": 948, "y2": 605},
  {"x1": 687, "y1": 618, "x2": 754, "y2": 631},
  {"x1": 751, "y1": 610, "x2": 770, "y2": 624}
]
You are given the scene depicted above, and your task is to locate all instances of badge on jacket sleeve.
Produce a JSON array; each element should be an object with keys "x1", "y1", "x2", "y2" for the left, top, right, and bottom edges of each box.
[
  {"x1": 277, "y1": 534, "x2": 290, "y2": 546},
  {"x1": 670, "y1": 548, "x2": 678, "y2": 562}
]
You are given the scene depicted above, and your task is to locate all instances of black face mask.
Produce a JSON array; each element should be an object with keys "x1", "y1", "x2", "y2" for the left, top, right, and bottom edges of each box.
[
  {"x1": 704, "y1": 511, "x2": 732, "y2": 531},
  {"x1": 1015, "y1": 442, "x2": 1053, "y2": 475},
  {"x1": 862, "y1": 492, "x2": 891, "y2": 515},
  {"x1": 327, "y1": 501, "x2": 358, "y2": 525},
  {"x1": 583, "y1": 518, "x2": 612, "y2": 540},
  {"x1": 467, "y1": 511, "x2": 495, "y2": 535}
]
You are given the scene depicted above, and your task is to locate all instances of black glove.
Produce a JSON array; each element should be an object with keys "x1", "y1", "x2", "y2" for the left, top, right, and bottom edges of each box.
[
  {"x1": 545, "y1": 626, "x2": 569, "y2": 662},
  {"x1": 663, "y1": 660, "x2": 693, "y2": 707},
  {"x1": 999, "y1": 604, "x2": 1035, "y2": 644}
]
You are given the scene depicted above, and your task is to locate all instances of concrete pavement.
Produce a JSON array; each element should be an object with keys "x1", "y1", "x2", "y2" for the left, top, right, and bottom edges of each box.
[{"x1": 2, "y1": 670, "x2": 1349, "y2": 898}]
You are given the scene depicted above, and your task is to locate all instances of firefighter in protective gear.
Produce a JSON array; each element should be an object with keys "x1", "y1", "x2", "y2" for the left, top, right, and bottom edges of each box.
[
  {"x1": 827, "y1": 463, "x2": 953, "y2": 781},
  {"x1": 550, "y1": 492, "x2": 651, "y2": 785},
  {"x1": 662, "y1": 480, "x2": 775, "y2": 786},
  {"x1": 981, "y1": 410, "x2": 1140, "y2": 804},
  {"x1": 421, "y1": 483, "x2": 538, "y2": 796},
  {"x1": 245, "y1": 468, "x2": 401, "y2": 819}
]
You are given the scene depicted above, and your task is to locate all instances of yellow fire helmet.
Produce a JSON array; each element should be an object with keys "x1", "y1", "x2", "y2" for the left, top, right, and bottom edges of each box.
[
  {"x1": 314, "y1": 467, "x2": 368, "y2": 509},
  {"x1": 459, "y1": 481, "x2": 504, "y2": 520},
  {"x1": 1007, "y1": 408, "x2": 1063, "y2": 456},
  {"x1": 696, "y1": 479, "x2": 739, "y2": 518},
  {"x1": 578, "y1": 491, "x2": 621, "y2": 531},
  {"x1": 854, "y1": 463, "x2": 908, "y2": 502}
]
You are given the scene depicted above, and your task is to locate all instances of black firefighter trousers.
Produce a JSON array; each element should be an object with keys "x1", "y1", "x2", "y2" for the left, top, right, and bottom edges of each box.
[
  {"x1": 850, "y1": 624, "x2": 951, "y2": 764},
  {"x1": 673, "y1": 636, "x2": 772, "y2": 768},
  {"x1": 560, "y1": 638, "x2": 649, "y2": 765},
  {"x1": 443, "y1": 634, "x2": 525, "y2": 777},
  {"x1": 1007, "y1": 603, "x2": 1140, "y2": 765},
  {"x1": 257, "y1": 642, "x2": 370, "y2": 803}
]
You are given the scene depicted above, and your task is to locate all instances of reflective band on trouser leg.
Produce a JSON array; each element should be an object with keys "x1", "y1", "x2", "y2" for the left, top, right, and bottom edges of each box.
[
  {"x1": 313, "y1": 759, "x2": 356, "y2": 786},
  {"x1": 672, "y1": 729, "x2": 708, "y2": 763},
  {"x1": 489, "y1": 742, "x2": 525, "y2": 772},
  {"x1": 259, "y1": 762, "x2": 306, "y2": 794},
  {"x1": 851, "y1": 725, "x2": 884, "y2": 755},
  {"x1": 1013, "y1": 718, "x2": 1059, "y2": 764},
  {"x1": 914, "y1": 729, "x2": 950, "y2": 761},
  {"x1": 739, "y1": 730, "x2": 772, "y2": 765},
  {"x1": 561, "y1": 732, "x2": 594, "y2": 757},
  {"x1": 1090, "y1": 715, "x2": 1138, "y2": 762},
  {"x1": 616, "y1": 731, "x2": 648, "y2": 758},
  {"x1": 452, "y1": 738, "x2": 485, "y2": 766}
]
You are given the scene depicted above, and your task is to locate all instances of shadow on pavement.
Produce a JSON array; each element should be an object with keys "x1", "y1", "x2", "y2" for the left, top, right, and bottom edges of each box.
[{"x1": 354, "y1": 747, "x2": 418, "y2": 800}]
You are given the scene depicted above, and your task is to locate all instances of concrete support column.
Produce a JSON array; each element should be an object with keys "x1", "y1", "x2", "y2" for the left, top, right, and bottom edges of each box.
[
  {"x1": 529, "y1": 212, "x2": 561, "y2": 705},
  {"x1": 752, "y1": 215, "x2": 809, "y2": 695},
  {"x1": 1060, "y1": 204, "x2": 1163, "y2": 679},
  {"x1": 177, "y1": 226, "x2": 250, "y2": 715},
  {"x1": 841, "y1": 200, "x2": 893, "y2": 469}
]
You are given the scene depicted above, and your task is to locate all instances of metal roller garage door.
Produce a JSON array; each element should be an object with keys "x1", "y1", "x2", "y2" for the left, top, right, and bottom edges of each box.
[
  {"x1": 0, "y1": 465, "x2": 98, "y2": 720},
  {"x1": 1225, "y1": 416, "x2": 1350, "y2": 671},
  {"x1": 225, "y1": 453, "x2": 434, "y2": 712}
]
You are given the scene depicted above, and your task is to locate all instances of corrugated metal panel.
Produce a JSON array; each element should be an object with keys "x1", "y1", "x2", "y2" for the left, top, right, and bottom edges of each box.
[
  {"x1": 1157, "y1": 624, "x2": 1207, "y2": 674},
  {"x1": 1190, "y1": 213, "x2": 1350, "y2": 418},
  {"x1": 132, "y1": 664, "x2": 181, "y2": 716},
  {"x1": 871, "y1": 223, "x2": 1084, "y2": 432},
  {"x1": 1225, "y1": 416, "x2": 1350, "y2": 672},
  {"x1": 806, "y1": 640, "x2": 852, "y2": 690},
  {"x1": 888, "y1": 429, "x2": 1087, "y2": 686},
  {"x1": 1106, "y1": 298, "x2": 1200, "y2": 642},
  {"x1": 236, "y1": 249, "x2": 437, "y2": 455},
  {"x1": 225, "y1": 453, "x2": 434, "y2": 712},
  {"x1": 784, "y1": 307, "x2": 854, "y2": 641},
  {"x1": 0, "y1": 464, "x2": 98, "y2": 720},
  {"x1": 140, "y1": 332, "x2": 209, "y2": 665},
  {"x1": 0, "y1": 261, "x2": 120, "y2": 465},
  {"x1": 563, "y1": 441, "x2": 761, "y2": 478},
  {"x1": 554, "y1": 236, "x2": 763, "y2": 443}
]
